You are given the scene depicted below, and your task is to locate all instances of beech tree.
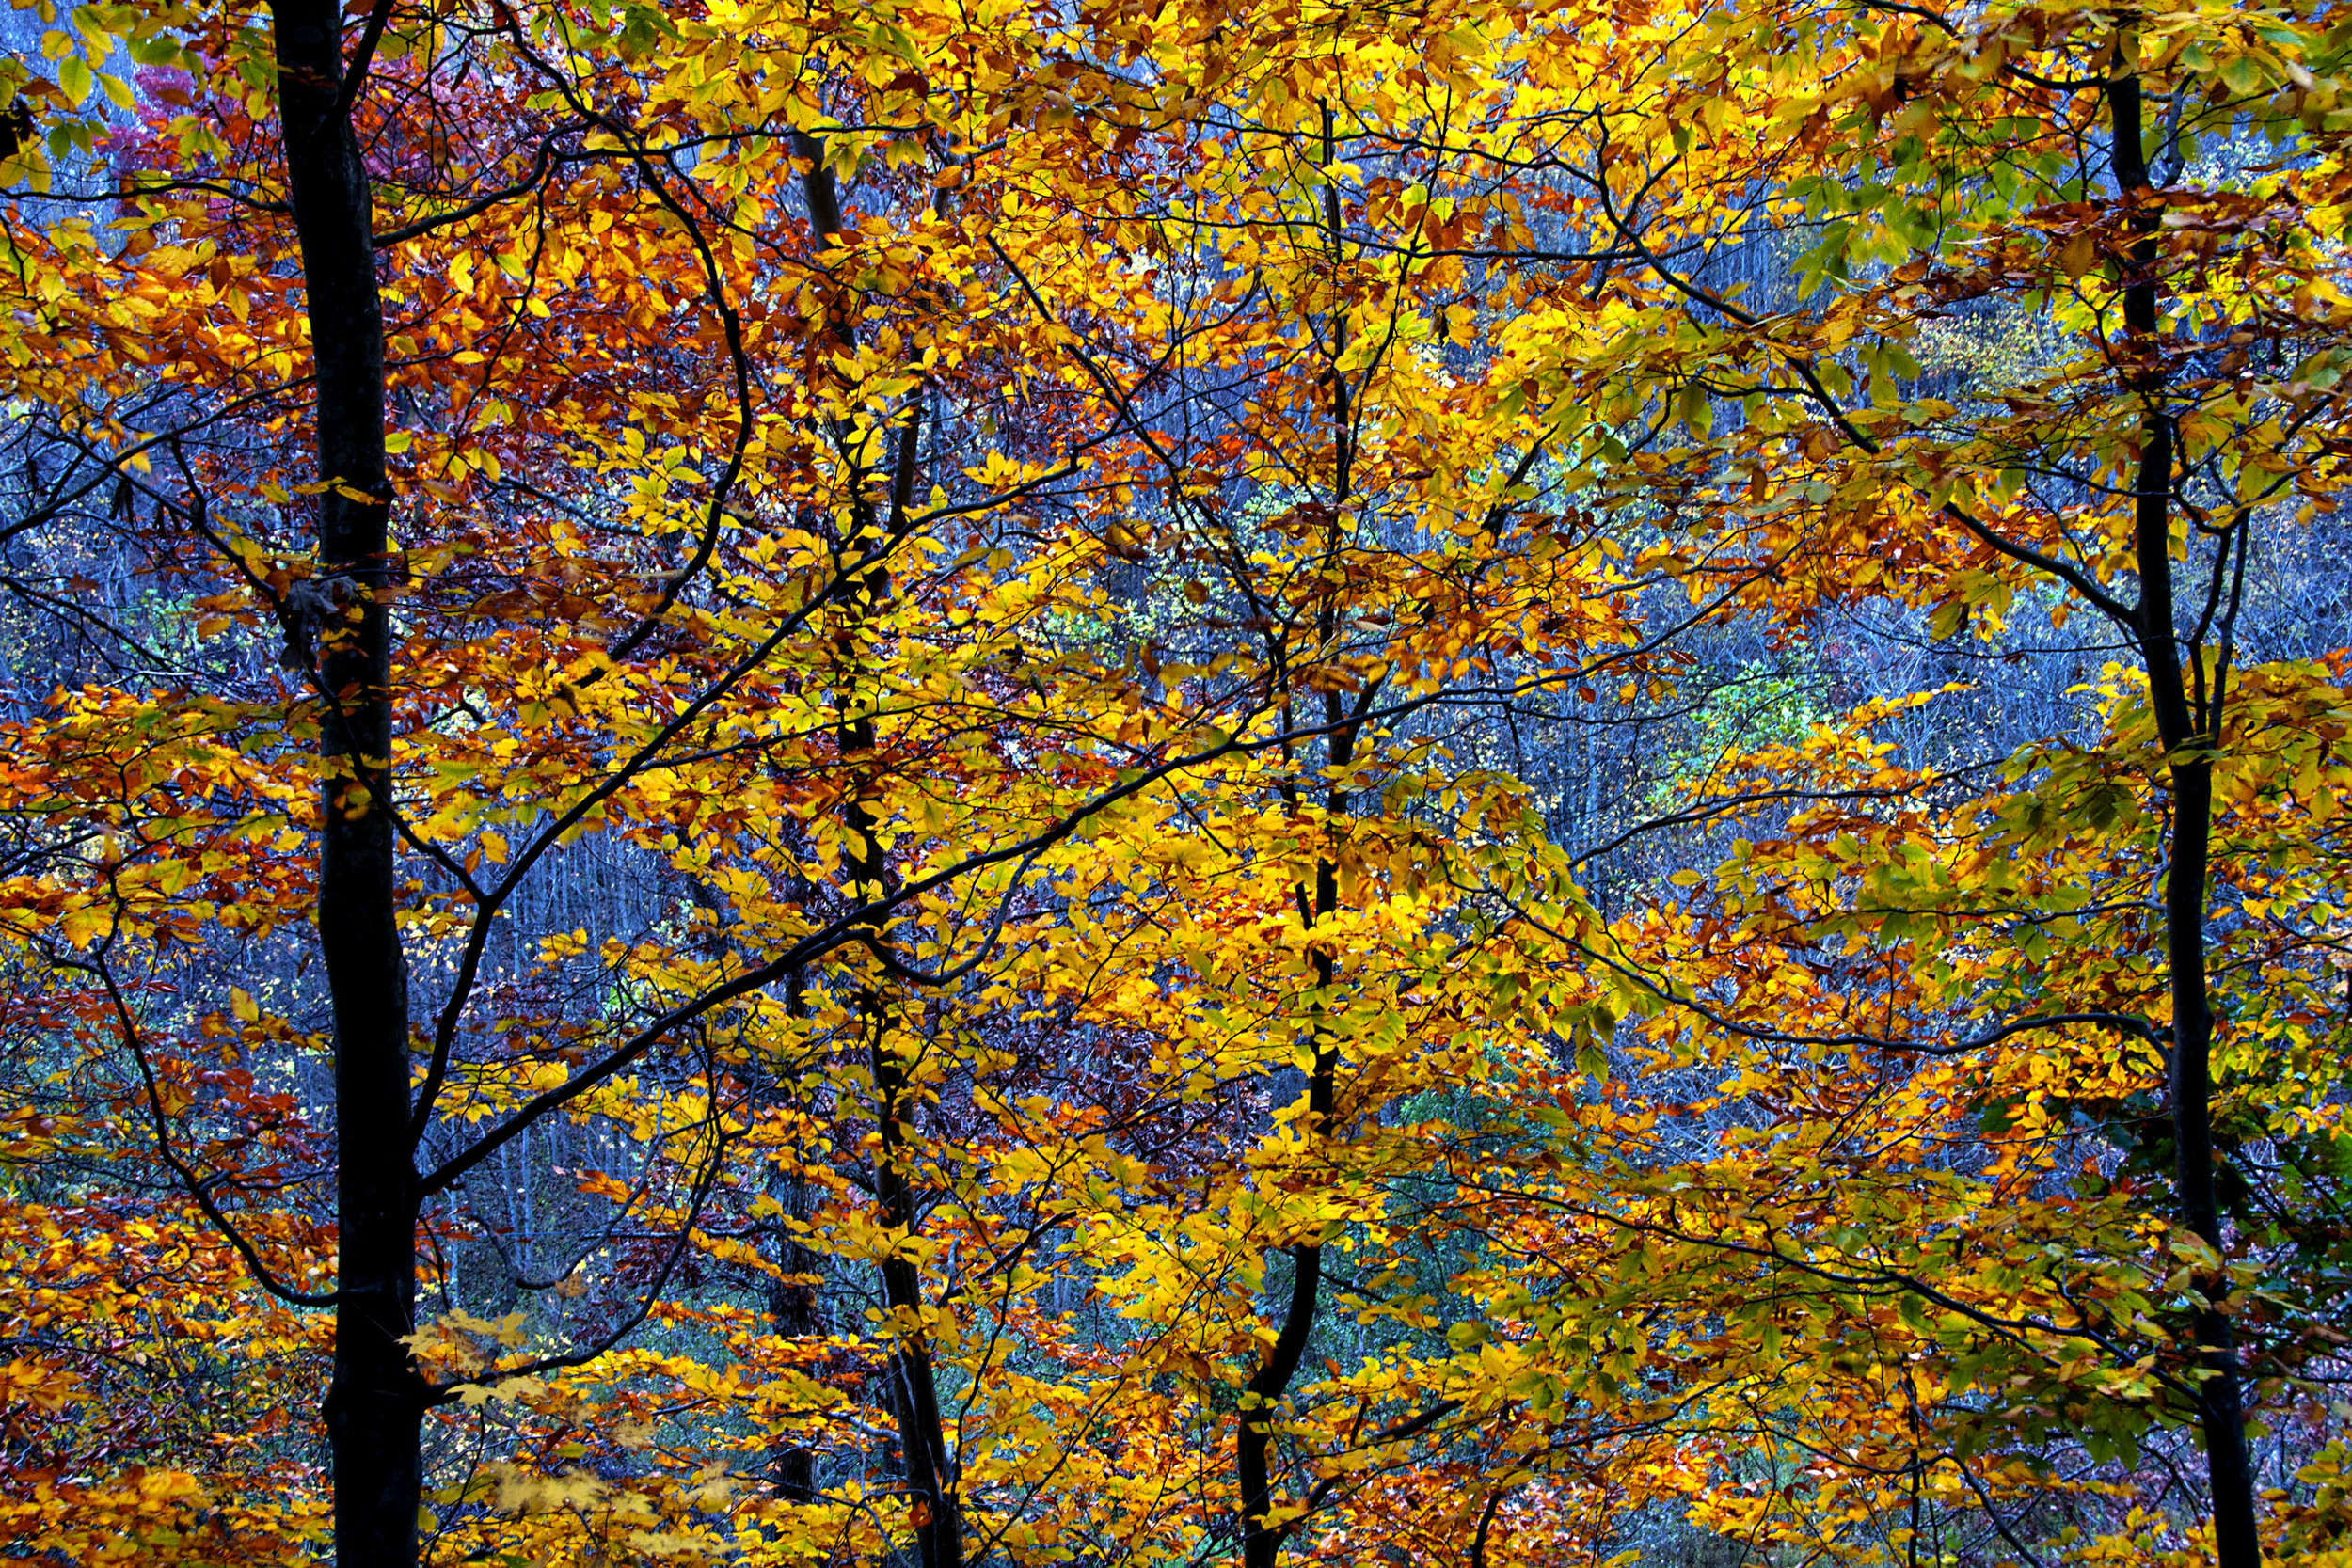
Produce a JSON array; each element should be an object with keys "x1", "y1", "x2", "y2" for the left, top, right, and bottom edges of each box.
[
  {"x1": 3, "y1": 0, "x2": 2350, "y2": 1565},
  {"x1": 1489, "y1": 2, "x2": 2352, "y2": 1562}
]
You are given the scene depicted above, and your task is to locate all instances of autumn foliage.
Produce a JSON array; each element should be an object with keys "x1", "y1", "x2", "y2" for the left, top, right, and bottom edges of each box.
[{"x1": 2, "y1": 0, "x2": 2351, "y2": 1563}]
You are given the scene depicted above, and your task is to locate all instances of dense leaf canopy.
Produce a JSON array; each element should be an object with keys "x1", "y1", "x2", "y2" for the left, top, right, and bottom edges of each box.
[{"x1": 3, "y1": 0, "x2": 2351, "y2": 1563}]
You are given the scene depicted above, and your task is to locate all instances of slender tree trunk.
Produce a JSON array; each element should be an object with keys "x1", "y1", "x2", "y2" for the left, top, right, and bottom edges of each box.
[
  {"x1": 795, "y1": 130, "x2": 961, "y2": 1564},
  {"x1": 770, "y1": 968, "x2": 822, "y2": 1503},
  {"x1": 1239, "y1": 739, "x2": 1353, "y2": 1568},
  {"x1": 866, "y1": 1003, "x2": 961, "y2": 1568},
  {"x1": 1239, "y1": 144, "x2": 1360, "y2": 1563},
  {"x1": 838, "y1": 714, "x2": 960, "y2": 1568},
  {"x1": 2159, "y1": 758, "x2": 2259, "y2": 1567},
  {"x1": 2108, "y1": 37, "x2": 2260, "y2": 1567},
  {"x1": 833, "y1": 596, "x2": 957, "y2": 1560},
  {"x1": 270, "y1": 6, "x2": 420, "y2": 1563},
  {"x1": 767, "y1": 1172, "x2": 820, "y2": 1502},
  {"x1": 1236, "y1": 984, "x2": 1332, "y2": 1568}
]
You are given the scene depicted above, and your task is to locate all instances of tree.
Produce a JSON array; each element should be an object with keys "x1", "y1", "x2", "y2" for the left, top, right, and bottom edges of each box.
[
  {"x1": 5, "y1": 0, "x2": 2352, "y2": 1564},
  {"x1": 1480, "y1": 0, "x2": 2352, "y2": 1560}
]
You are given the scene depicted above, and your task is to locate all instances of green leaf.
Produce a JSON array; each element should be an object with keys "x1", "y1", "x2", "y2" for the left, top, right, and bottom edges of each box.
[
  {"x1": 1677, "y1": 383, "x2": 1712, "y2": 439},
  {"x1": 2220, "y1": 55, "x2": 2270, "y2": 96},
  {"x1": 1576, "y1": 1037, "x2": 1609, "y2": 1083}
]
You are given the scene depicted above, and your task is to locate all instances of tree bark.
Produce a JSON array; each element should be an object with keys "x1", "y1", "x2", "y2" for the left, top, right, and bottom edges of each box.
[
  {"x1": 840, "y1": 705, "x2": 961, "y2": 1568},
  {"x1": 866, "y1": 998, "x2": 962, "y2": 1568},
  {"x1": 269, "y1": 4, "x2": 421, "y2": 1563},
  {"x1": 1240, "y1": 154, "x2": 1360, "y2": 1562},
  {"x1": 1237, "y1": 1024, "x2": 1332, "y2": 1568},
  {"x1": 796, "y1": 129, "x2": 961, "y2": 1566},
  {"x1": 1239, "y1": 735, "x2": 1353, "y2": 1568},
  {"x1": 2108, "y1": 37, "x2": 2261, "y2": 1568},
  {"x1": 770, "y1": 968, "x2": 822, "y2": 1503}
]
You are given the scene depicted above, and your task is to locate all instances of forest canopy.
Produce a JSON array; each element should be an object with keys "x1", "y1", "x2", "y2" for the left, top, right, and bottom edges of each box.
[{"x1": 1, "y1": 0, "x2": 2349, "y2": 1563}]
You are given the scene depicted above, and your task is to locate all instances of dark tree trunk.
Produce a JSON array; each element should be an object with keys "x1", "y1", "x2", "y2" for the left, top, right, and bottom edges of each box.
[
  {"x1": 771, "y1": 971, "x2": 822, "y2": 1504},
  {"x1": 1239, "y1": 733, "x2": 1353, "y2": 1568},
  {"x1": 269, "y1": 4, "x2": 421, "y2": 1563},
  {"x1": 872, "y1": 1036, "x2": 961, "y2": 1568},
  {"x1": 1236, "y1": 1039, "x2": 1331, "y2": 1568},
  {"x1": 845, "y1": 758, "x2": 962, "y2": 1568},
  {"x1": 767, "y1": 1167, "x2": 822, "y2": 1501},
  {"x1": 2108, "y1": 40, "x2": 2260, "y2": 1568},
  {"x1": 1240, "y1": 182, "x2": 1361, "y2": 1565},
  {"x1": 795, "y1": 126, "x2": 961, "y2": 1568}
]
